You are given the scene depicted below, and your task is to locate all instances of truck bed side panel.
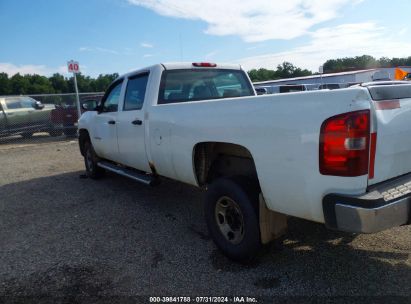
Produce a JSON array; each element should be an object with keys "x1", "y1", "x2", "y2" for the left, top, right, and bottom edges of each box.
[
  {"x1": 369, "y1": 94, "x2": 411, "y2": 185},
  {"x1": 148, "y1": 88, "x2": 372, "y2": 223}
]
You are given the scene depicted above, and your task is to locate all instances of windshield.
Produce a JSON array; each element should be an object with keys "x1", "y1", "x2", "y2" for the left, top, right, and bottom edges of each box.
[{"x1": 158, "y1": 69, "x2": 254, "y2": 104}]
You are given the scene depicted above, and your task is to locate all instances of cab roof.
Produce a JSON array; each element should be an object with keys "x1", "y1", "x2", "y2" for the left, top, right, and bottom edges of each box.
[
  {"x1": 161, "y1": 62, "x2": 242, "y2": 70},
  {"x1": 115, "y1": 62, "x2": 244, "y2": 84}
]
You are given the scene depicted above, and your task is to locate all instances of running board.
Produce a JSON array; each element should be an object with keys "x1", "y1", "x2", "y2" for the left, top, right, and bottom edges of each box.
[{"x1": 97, "y1": 161, "x2": 155, "y2": 186}]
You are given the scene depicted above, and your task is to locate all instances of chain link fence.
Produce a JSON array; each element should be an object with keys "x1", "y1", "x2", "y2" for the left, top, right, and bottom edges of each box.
[{"x1": 0, "y1": 93, "x2": 103, "y2": 147}]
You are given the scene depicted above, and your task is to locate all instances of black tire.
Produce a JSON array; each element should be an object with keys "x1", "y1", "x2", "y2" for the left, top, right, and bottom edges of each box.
[
  {"x1": 205, "y1": 176, "x2": 261, "y2": 261},
  {"x1": 21, "y1": 132, "x2": 33, "y2": 139},
  {"x1": 83, "y1": 140, "x2": 104, "y2": 179},
  {"x1": 63, "y1": 128, "x2": 77, "y2": 137},
  {"x1": 49, "y1": 128, "x2": 63, "y2": 137}
]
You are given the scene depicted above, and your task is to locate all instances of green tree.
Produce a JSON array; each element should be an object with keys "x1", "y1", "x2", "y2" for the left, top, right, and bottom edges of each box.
[
  {"x1": 379, "y1": 57, "x2": 391, "y2": 68},
  {"x1": 9, "y1": 74, "x2": 30, "y2": 95},
  {"x1": 67, "y1": 73, "x2": 93, "y2": 92},
  {"x1": 322, "y1": 55, "x2": 411, "y2": 73},
  {"x1": 27, "y1": 74, "x2": 55, "y2": 94},
  {"x1": 93, "y1": 73, "x2": 118, "y2": 91},
  {"x1": 275, "y1": 62, "x2": 312, "y2": 78},
  {"x1": 49, "y1": 73, "x2": 69, "y2": 93},
  {"x1": 0, "y1": 73, "x2": 11, "y2": 95},
  {"x1": 275, "y1": 62, "x2": 296, "y2": 78},
  {"x1": 248, "y1": 68, "x2": 277, "y2": 82},
  {"x1": 248, "y1": 62, "x2": 312, "y2": 82}
]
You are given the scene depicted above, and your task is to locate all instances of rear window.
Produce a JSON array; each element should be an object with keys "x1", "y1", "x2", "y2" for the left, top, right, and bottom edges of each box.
[
  {"x1": 368, "y1": 84, "x2": 411, "y2": 101},
  {"x1": 158, "y1": 69, "x2": 254, "y2": 104}
]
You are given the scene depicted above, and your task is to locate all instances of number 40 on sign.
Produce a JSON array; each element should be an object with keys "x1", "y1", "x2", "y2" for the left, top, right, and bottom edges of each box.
[{"x1": 67, "y1": 60, "x2": 80, "y2": 73}]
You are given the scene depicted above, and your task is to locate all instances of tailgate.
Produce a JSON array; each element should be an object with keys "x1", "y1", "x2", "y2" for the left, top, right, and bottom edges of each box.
[
  {"x1": 368, "y1": 83, "x2": 411, "y2": 185},
  {"x1": 51, "y1": 107, "x2": 78, "y2": 124}
]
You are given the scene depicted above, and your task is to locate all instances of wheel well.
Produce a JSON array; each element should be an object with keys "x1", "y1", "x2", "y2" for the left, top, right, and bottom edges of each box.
[
  {"x1": 78, "y1": 129, "x2": 90, "y2": 156},
  {"x1": 193, "y1": 142, "x2": 259, "y2": 187}
]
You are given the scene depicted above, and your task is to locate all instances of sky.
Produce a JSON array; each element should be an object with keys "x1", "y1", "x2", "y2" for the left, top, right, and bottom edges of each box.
[{"x1": 0, "y1": 0, "x2": 410, "y2": 77}]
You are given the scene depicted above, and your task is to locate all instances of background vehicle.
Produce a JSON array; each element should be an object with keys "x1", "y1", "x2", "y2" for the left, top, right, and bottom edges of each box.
[
  {"x1": 318, "y1": 83, "x2": 349, "y2": 90},
  {"x1": 276, "y1": 84, "x2": 307, "y2": 93},
  {"x1": 50, "y1": 95, "x2": 103, "y2": 136},
  {"x1": 78, "y1": 63, "x2": 411, "y2": 261},
  {"x1": 404, "y1": 73, "x2": 411, "y2": 81},
  {"x1": 254, "y1": 84, "x2": 317, "y2": 94},
  {"x1": 372, "y1": 70, "x2": 391, "y2": 81},
  {"x1": 0, "y1": 96, "x2": 61, "y2": 138}
]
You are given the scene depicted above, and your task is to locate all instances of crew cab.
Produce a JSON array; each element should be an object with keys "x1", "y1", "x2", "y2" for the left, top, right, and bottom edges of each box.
[
  {"x1": 0, "y1": 96, "x2": 62, "y2": 138},
  {"x1": 78, "y1": 63, "x2": 411, "y2": 261}
]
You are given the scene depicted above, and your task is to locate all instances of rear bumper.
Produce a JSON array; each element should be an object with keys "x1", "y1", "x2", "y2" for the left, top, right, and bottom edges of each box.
[{"x1": 323, "y1": 174, "x2": 411, "y2": 233}]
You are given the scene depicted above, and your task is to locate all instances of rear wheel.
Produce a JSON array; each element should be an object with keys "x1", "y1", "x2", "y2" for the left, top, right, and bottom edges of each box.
[
  {"x1": 84, "y1": 141, "x2": 104, "y2": 179},
  {"x1": 48, "y1": 128, "x2": 63, "y2": 137},
  {"x1": 21, "y1": 132, "x2": 33, "y2": 139},
  {"x1": 205, "y1": 177, "x2": 261, "y2": 261},
  {"x1": 63, "y1": 128, "x2": 77, "y2": 137}
]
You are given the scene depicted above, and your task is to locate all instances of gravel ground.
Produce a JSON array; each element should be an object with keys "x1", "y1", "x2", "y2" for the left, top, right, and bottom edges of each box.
[{"x1": 0, "y1": 140, "x2": 410, "y2": 303}]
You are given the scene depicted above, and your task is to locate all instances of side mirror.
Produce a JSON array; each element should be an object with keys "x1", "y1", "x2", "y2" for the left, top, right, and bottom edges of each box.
[
  {"x1": 94, "y1": 103, "x2": 103, "y2": 113},
  {"x1": 255, "y1": 88, "x2": 268, "y2": 95},
  {"x1": 33, "y1": 101, "x2": 45, "y2": 110},
  {"x1": 81, "y1": 103, "x2": 88, "y2": 110}
]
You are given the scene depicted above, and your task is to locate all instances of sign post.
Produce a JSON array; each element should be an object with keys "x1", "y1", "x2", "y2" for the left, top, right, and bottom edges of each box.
[{"x1": 67, "y1": 60, "x2": 81, "y2": 120}]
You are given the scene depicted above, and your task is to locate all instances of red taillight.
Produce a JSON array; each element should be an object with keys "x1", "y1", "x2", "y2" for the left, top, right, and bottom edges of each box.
[
  {"x1": 192, "y1": 62, "x2": 217, "y2": 67},
  {"x1": 319, "y1": 110, "x2": 370, "y2": 176}
]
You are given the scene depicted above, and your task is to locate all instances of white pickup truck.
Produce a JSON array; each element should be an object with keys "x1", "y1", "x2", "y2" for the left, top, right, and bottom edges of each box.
[{"x1": 78, "y1": 62, "x2": 411, "y2": 261}]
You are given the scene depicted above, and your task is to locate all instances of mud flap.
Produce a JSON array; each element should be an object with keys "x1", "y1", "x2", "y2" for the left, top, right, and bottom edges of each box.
[{"x1": 259, "y1": 194, "x2": 288, "y2": 244}]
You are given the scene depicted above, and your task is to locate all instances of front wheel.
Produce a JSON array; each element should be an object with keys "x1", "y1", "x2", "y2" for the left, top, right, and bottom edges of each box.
[
  {"x1": 205, "y1": 177, "x2": 261, "y2": 261},
  {"x1": 83, "y1": 141, "x2": 104, "y2": 179}
]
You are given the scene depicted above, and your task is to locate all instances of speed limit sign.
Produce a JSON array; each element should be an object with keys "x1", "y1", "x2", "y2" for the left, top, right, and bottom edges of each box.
[
  {"x1": 67, "y1": 60, "x2": 81, "y2": 119},
  {"x1": 67, "y1": 60, "x2": 80, "y2": 73}
]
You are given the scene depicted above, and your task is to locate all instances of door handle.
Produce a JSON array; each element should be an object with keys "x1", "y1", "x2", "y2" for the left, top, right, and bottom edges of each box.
[
  {"x1": 131, "y1": 119, "x2": 142, "y2": 125},
  {"x1": 108, "y1": 120, "x2": 116, "y2": 125}
]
